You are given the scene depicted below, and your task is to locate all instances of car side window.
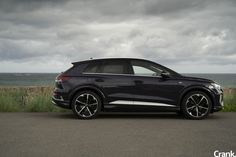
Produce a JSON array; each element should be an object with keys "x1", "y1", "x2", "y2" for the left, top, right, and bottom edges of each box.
[
  {"x1": 100, "y1": 60, "x2": 128, "y2": 74},
  {"x1": 131, "y1": 60, "x2": 163, "y2": 76},
  {"x1": 83, "y1": 62, "x2": 100, "y2": 73},
  {"x1": 132, "y1": 66, "x2": 156, "y2": 76}
]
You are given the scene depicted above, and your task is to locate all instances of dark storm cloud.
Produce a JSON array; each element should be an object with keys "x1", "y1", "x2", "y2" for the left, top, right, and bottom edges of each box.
[
  {"x1": 0, "y1": 0, "x2": 235, "y2": 72},
  {"x1": 0, "y1": 0, "x2": 66, "y2": 12}
]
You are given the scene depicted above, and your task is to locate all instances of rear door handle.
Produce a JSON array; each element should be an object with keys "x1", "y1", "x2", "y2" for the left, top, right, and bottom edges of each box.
[
  {"x1": 95, "y1": 78, "x2": 104, "y2": 82},
  {"x1": 134, "y1": 80, "x2": 143, "y2": 84}
]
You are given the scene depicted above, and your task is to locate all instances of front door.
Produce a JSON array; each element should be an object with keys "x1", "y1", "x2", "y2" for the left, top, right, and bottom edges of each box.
[{"x1": 129, "y1": 60, "x2": 183, "y2": 109}]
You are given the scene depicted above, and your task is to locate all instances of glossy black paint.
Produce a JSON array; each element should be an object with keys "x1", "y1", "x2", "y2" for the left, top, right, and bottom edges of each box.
[{"x1": 52, "y1": 58, "x2": 223, "y2": 113}]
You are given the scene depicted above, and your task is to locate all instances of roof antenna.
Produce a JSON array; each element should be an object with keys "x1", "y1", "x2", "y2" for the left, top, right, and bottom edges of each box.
[{"x1": 90, "y1": 57, "x2": 93, "y2": 60}]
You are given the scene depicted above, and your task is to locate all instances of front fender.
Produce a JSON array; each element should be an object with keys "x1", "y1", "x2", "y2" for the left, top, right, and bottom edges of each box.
[{"x1": 178, "y1": 85, "x2": 215, "y2": 107}]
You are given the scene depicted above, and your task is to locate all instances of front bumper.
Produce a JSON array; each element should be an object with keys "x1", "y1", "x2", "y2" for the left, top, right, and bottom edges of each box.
[{"x1": 213, "y1": 92, "x2": 223, "y2": 112}]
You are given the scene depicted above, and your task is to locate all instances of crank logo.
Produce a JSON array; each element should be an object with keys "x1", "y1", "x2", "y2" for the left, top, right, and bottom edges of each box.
[{"x1": 214, "y1": 150, "x2": 235, "y2": 157}]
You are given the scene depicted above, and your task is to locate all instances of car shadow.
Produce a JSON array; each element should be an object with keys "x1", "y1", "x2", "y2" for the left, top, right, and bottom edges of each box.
[
  {"x1": 33, "y1": 112, "x2": 223, "y2": 120},
  {"x1": 43, "y1": 112, "x2": 186, "y2": 120},
  {"x1": 98, "y1": 112, "x2": 184, "y2": 119},
  {"x1": 34, "y1": 112, "x2": 224, "y2": 120}
]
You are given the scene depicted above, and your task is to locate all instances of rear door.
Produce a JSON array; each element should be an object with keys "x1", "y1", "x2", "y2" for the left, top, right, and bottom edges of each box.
[{"x1": 83, "y1": 59, "x2": 134, "y2": 107}]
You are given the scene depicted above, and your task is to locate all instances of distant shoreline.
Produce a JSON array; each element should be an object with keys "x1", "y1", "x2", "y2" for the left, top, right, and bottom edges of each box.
[
  {"x1": 0, "y1": 86, "x2": 235, "y2": 94},
  {"x1": 0, "y1": 73, "x2": 235, "y2": 88}
]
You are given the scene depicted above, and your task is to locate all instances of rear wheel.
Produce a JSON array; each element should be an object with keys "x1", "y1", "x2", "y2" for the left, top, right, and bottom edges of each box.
[
  {"x1": 72, "y1": 91, "x2": 101, "y2": 119},
  {"x1": 181, "y1": 91, "x2": 212, "y2": 120}
]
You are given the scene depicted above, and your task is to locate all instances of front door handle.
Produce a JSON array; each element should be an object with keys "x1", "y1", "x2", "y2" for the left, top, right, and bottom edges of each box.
[{"x1": 134, "y1": 80, "x2": 143, "y2": 84}]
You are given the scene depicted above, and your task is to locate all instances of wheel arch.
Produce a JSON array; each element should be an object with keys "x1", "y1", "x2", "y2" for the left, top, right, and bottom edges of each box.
[
  {"x1": 69, "y1": 85, "x2": 106, "y2": 109},
  {"x1": 178, "y1": 86, "x2": 215, "y2": 113}
]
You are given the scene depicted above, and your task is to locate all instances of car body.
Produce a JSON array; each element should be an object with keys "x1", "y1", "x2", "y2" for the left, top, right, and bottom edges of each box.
[{"x1": 52, "y1": 58, "x2": 223, "y2": 119}]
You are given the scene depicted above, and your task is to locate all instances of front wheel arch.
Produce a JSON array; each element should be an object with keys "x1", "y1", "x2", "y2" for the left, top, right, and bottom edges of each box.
[{"x1": 179, "y1": 87, "x2": 215, "y2": 113}]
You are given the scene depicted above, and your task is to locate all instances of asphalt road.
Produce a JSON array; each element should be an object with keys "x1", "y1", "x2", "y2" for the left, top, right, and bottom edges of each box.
[{"x1": 0, "y1": 112, "x2": 235, "y2": 157}]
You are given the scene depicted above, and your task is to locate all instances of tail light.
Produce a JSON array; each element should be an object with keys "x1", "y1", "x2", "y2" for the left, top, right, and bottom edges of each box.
[{"x1": 56, "y1": 74, "x2": 71, "y2": 82}]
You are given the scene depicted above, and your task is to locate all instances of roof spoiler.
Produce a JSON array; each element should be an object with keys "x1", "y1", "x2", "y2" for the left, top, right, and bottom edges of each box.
[{"x1": 72, "y1": 58, "x2": 93, "y2": 65}]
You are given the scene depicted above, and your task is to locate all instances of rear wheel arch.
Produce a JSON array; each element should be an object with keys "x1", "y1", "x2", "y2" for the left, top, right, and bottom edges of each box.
[
  {"x1": 179, "y1": 86, "x2": 215, "y2": 113},
  {"x1": 69, "y1": 86, "x2": 105, "y2": 109}
]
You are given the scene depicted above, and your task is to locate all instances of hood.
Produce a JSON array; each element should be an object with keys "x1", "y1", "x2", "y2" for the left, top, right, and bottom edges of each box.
[{"x1": 180, "y1": 75, "x2": 214, "y2": 83}]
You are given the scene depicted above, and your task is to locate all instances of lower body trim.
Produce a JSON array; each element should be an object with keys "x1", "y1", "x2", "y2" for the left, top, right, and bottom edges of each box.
[{"x1": 109, "y1": 100, "x2": 176, "y2": 107}]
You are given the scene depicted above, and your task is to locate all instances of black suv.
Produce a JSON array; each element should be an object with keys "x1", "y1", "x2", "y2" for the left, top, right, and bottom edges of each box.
[{"x1": 52, "y1": 58, "x2": 223, "y2": 119}]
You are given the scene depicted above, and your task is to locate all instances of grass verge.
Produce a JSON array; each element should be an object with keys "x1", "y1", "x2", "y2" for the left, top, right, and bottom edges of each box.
[
  {"x1": 0, "y1": 86, "x2": 235, "y2": 112},
  {"x1": 0, "y1": 87, "x2": 68, "y2": 112},
  {"x1": 222, "y1": 89, "x2": 236, "y2": 112}
]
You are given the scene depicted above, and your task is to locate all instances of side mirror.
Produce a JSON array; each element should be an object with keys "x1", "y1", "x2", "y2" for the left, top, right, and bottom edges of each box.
[{"x1": 161, "y1": 71, "x2": 170, "y2": 78}]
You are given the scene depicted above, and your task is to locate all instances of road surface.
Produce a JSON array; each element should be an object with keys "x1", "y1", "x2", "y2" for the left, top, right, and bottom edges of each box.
[{"x1": 0, "y1": 112, "x2": 235, "y2": 157}]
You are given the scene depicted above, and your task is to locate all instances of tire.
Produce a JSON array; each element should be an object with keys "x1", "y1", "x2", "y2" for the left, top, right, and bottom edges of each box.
[
  {"x1": 72, "y1": 91, "x2": 102, "y2": 119},
  {"x1": 181, "y1": 91, "x2": 212, "y2": 120}
]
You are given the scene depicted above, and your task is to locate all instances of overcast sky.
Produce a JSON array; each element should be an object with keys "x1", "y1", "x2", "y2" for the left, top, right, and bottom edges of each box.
[{"x1": 0, "y1": 0, "x2": 235, "y2": 73}]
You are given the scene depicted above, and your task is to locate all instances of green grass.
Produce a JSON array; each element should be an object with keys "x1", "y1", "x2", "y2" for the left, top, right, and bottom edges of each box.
[
  {"x1": 222, "y1": 91, "x2": 236, "y2": 112},
  {"x1": 0, "y1": 87, "x2": 68, "y2": 112},
  {"x1": 0, "y1": 86, "x2": 235, "y2": 112}
]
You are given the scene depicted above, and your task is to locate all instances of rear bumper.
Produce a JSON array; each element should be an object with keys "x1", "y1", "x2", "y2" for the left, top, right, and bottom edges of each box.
[{"x1": 52, "y1": 96, "x2": 71, "y2": 109}]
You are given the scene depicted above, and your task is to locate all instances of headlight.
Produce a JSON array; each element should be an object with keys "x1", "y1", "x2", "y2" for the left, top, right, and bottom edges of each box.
[{"x1": 209, "y1": 83, "x2": 222, "y2": 93}]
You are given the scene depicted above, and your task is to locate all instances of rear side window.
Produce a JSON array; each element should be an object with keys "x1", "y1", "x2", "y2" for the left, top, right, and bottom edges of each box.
[
  {"x1": 100, "y1": 60, "x2": 128, "y2": 74},
  {"x1": 83, "y1": 62, "x2": 100, "y2": 73},
  {"x1": 83, "y1": 60, "x2": 129, "y2": 74},
  {"x1": 102, "y1": 64, "x2": 123, "y2": 74}
]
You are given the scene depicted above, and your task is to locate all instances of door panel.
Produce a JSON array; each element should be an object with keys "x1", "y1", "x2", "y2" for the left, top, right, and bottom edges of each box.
[
  {"x1": 131, "y1": 75, "x2": 184, "y2": 106},
  {"x1": 128, "y1": 59, "x2": 184, "y2": 107},
  {"x1": 88, "y1": 74, "x2": 133, "y2": 103},
  {"x1": 84, "y1": 59, "x2": 134, "y2": 106}
]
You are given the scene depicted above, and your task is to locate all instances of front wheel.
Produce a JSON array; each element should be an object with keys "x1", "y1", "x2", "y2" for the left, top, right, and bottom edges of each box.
[
  {"x1": 181, "y1": 91, "x2": 212, "y2": 120},
  {"x1": 72, "y1": 91, "x2": 101, "y2": 119}
]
